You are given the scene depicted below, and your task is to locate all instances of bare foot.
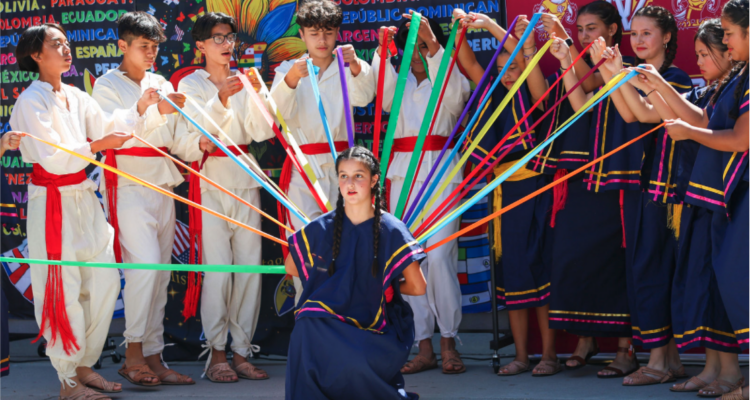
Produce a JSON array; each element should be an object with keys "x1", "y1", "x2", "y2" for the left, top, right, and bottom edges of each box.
[
  {"x1": 566, "y1": 337, "x2": 596, "y2": 368},
  {"x1": 145, "y1": 354, "x2": 195, "y2": 384},
  {"x1": 124, "y1": 342, "x2": 159, "y2": 385},
  {"x1": 598, "y1": 348, "x2": 636, "y2": 377},
  {"x1": 207, "y1": 350, "x2": 237, "y2": 383},
  {"x1": 76, "y1": 366, "x2": 122, "y2": 392}
]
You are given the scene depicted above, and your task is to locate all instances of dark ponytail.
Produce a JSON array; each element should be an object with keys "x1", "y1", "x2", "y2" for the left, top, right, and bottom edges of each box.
[
  {"x1": 710, "y1": 0, "x2": 749, "y2": 118},
  {"x1": 633, "y1": 6, "x2": 678, "y2": 74},
  {"x1": 330, "y1": 146, "x2": 386, "y2": 277},
  {"x1": 578, "y1": 1, "x2": 624, "y2": 46}
]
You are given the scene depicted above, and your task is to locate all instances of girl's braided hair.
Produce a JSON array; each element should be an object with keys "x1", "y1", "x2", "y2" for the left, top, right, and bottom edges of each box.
[
  {"x1": 329, "y1": 146, "x2": 386, "y2": 277},
  {"x1": 633, "y1": 6, "x2": 679, "y2": 74},
  {"x1": 710, "y1": 0, "x2": 749, "y2": 119}
]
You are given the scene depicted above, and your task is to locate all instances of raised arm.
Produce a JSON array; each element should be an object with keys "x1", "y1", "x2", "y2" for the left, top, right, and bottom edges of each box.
[
  {"x1": 549, "y1": 36, "x2": 590, "y2": 111},
  {"x1": 593, "y1": 40, "x2": 638, "y2": 123},
  {"x1": 514, "y1": 15, "x2": 547, "y2": 108},
  {"x1": 630, "y1": 65, "x2": 710, "y2": 127}
]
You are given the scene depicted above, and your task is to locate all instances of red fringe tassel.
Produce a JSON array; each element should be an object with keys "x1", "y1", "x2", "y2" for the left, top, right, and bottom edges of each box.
[{"x1": 550, "y1": 169, "x2": 568, "y2": 228}]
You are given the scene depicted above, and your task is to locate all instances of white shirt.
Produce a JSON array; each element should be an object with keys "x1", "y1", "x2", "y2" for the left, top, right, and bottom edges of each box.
[
  {"x1": 373, "y1": 46, "x2": 470, "y2": 183},
  {"x1": 92, "y1": 69, "x2": 184, "y2": 189},
  {"x1": 175, "y1": 69, "x2": 276, "y2": 192},
  {"x1": 11, "y1": 80, "x2": 137, "y2": 200},
  {"x1": 270, "y1": 55, "x2": 375, "y2": 172}
]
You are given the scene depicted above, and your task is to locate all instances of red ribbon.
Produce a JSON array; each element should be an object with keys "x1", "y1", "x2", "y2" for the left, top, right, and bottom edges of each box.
[{"x1": 30, "y1": 164, "x2": 87, "y2": 355}]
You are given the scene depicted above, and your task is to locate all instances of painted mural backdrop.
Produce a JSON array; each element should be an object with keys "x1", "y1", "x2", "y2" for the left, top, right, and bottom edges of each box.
[{"x1": 1, "y1": 0, "x2": 718, "y2": 357}]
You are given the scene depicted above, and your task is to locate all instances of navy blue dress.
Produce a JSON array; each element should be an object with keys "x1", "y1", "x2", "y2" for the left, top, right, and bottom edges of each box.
[
  {"x1": 672, "y1": 86, "x2": 740, "y2": 353},
  {"x1": 707, "y1": 72, "x2": 749, "y2": 350},
  {"x1": 623, "y1": 66, "x2": 692, "y2": 348},
  {"x1": 540, "y1": 70, "x2": 631, "y2": 337},
  {"x1": 468, "y1": 83, "x2": 553, "y2": 310},
  {"x1": 286, "y1": 211, "x2": 426, "y2": 400}
]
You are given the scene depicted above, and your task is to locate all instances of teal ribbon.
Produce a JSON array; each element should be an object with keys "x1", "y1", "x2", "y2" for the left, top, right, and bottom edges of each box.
[
  {"x1": 0, "y1": 257, "x2": 286, "y2": 274},
  {"x1": 392, "y1": 21, "x2": 459, "y2": 219},
  {"x1": 306, "y1": 59, "x2": 338, "y2": 161},
  {"x1": 379, "y1": 12, "x2": 422, "y2": 187}
]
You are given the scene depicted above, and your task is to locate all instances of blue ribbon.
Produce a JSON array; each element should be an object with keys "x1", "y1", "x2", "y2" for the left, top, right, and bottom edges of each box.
[{"x1": 306, "y1": 59, "x2": 338, "y2": 161}]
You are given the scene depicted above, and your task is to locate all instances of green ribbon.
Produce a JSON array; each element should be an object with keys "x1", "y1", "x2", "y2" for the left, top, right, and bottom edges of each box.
[
  {"x1": 417, "y1": 51, "x2": 431, "y2": 83},
  {"x1": 379, "y1": 12, "x2": 421, "y2": 187},
  {"x1": 0, "y1": 257, "x2": 287, "y2": 274},
  {"x1": 392, "y1": 21, "x2": 459, "y2": 219}
]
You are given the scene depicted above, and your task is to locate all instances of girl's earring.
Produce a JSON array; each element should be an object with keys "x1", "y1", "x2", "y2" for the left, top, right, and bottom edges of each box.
[{"x1": 664, "y1": 43, "x2": 668, "y2": 49}]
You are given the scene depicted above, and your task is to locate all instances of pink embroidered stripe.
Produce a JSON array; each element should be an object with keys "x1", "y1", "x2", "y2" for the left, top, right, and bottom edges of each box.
[
  {"x1": 383, "y1": 248, "x2": 423, "y2": 283},
  {"x1": 685, "y1": 192, "x2": 726, "y2": 207},
  {"x1": 583, "y1": 178, "x2": 640, "y2": 186},
  {"x1": 654, "y1": 130, "x2": 669, "y2": 201},
  {"x1": 0, "y1": 212, "x2": 17, "y2": 217},
  {"x1": 292, "y1": 232, "x2": 309, "y2": 280},
  {"x1": 296, "y1": 307, "x2": 346, "y2": 322},
  {"x1": 587, "y1": 97, "x2": 605, "y2": 190},
  {"x1": 558, "y1": 158, "x2": 588, "y2": 163},
  {"x1": 724, "y1": 152, "x2": 748, "y2": 201},
  {"x1": 676, "y1": 336, "x2": 740, "y2": 348},
  {"x1": 506, "y1": 292, "x2": 550, "y2": 305},
  {"x1": 633, "y1": 334, "x2": 670, "y2": 344}
]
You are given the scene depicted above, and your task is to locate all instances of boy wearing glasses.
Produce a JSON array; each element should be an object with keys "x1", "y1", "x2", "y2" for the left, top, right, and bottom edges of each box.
[
  {"x1": 91, "y1": 11, "x2": 205, "y2": 386},
  {"x1": 271, "y1": 0, "x2": 375, "y2": 235},
  {"x1": 175, "y1": 12, "x2": 275, "y2": 383}
]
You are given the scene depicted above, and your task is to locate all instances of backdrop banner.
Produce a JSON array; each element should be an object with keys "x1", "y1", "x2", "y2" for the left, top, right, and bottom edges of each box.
[{"x1": 0, "y1": 0, "x2": 720, "y2": 359}]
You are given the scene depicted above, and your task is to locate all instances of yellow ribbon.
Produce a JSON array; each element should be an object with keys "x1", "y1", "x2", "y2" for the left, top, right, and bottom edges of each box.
[{"x1": 491, "y1": 161, "x2": 541, "y2": 259}]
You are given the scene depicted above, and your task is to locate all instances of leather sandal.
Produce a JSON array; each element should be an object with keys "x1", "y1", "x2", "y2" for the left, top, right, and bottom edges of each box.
[
  {"x1": 233, "y1": 362, "x2": 269, "y2": 380},
  {"x1": 497, "y1": 360, "x2": 531, "y2": 376},
  {"x1": 118, "y1": 363, "x2": 161, "y2": 386},
  {"x1": 670, "y1": 376, "x2": 709, "y2": 392},
  {"x1": 597, "y1": 346, "x2": 639, "y2": 379},
  {"x1": 440, "y1": 349, "x2": 466, "y2": 374},
  {"x1": 401, "y1": 354, "x2": 438, "y2": 375},
  {"x1": 157, "y1": 369, "x2": 196, "y2": 385},
  {"x1": 79, "y1": 371, "x2": 122, "y2": 393},
  {"x1": 58, "y1": 387, "x2": 111, "y2": 400},
  {"x1": 623, "y1": 366, "x2": 675, "y2": 386},
  {"x1": 205, "y1": 362, "x2": 239, "y2": 383},
  {"x1": 698, "y1": 377, "x2": 745, "y2": 398},
  {"x1": 717, "y1": 386, "x2": 745, "y2": 400},
  {"x1": 566, "y1": 338, "x2": 599, "y2": 370},
  {"x1": 532, "y1": 360, "x2": 563, "y2": 377}
]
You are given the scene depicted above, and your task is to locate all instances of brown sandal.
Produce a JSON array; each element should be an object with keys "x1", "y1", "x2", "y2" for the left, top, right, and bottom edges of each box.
[
  {"x1": 698, "y1": 378, "x2": 745, "y2": 398},
  {"x1": 497, "y1": 360, "x2": 530, "y2": 376},
  {"x1": 441, "y1": 349, "x2": 466, "y2": 374},
  {"x1": 670, "y1": 376, "x2": 709, "y2": 392},
  {"x1": 597, "y1": 346, "x2": 639, "y2": 379},
  {"x1": 566, "y1": 337, "x2": 599, "y2": 370},
  {"x1": 79, "y1": 371, "x2": 122, "y2": 393},
  {"x1": 157, "y1": 369, "x2": 196, "y2": 385},
  {"x1": 233, "y1": 362, "x2": 269, "y2": 380},
  {"x1": 205, "y1": 362, "x2": 238, "y2": 383},
  {"x1": 118, "y1": 363, "x2": 161, "y2": 387},
  {"x1": 532, "y1": 360, "x2": 563, "y2": 377},
  {"x1": 717, "y1": 386, "x2": 745, "y2": 400},
  {"x1": 59, "y1": 387, "x2": 111, "y2": 400},
  {"x1": 623, "y1": 366, "x2": 675, "y2": 386},
  {"x1": 401, "y1": 354, "x2": 438, "y2": 375}
]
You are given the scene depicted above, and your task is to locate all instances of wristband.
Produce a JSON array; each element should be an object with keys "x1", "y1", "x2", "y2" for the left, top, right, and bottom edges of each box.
[
  {"x1": 646, "y1": 88, "x2": 657, "y2": 97},
  {"x1": 564, "y1": 38, "x2": 574, "y2": 47}
]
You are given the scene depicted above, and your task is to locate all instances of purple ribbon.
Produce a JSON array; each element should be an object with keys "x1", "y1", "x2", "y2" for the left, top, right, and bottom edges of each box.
[
  {"x1": 337, "y1": 47, "x2": 355, "y2": 148},
  {"x1": 402, "y1": 16, "x2": 519, "y2": 223}
]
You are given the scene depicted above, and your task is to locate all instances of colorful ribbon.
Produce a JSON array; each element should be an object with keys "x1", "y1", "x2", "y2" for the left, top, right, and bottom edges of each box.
[
  {"x1": 379, "y1": 11, "x2": 422, "y2": 187},
  {"x1": 417, "y1": 70, "x2": 638, "y2": 244},
  {"x1": 336, "y1": 47, "x2": 355, "y2": 148},
  {"x1": 158, "y1": 91, "x2": 309, "y2": 225},
  {"x1": 19, "y1": 132, "x2": 290, "y2": 247},
  {"x1": 373, "y1": 32, "x2": 390, "y2": 158},
  {"x1": 424, "y1": 122, "x2": 666, "y2": 253},
  {"x1": 404, "y1": 16, "x2": 520, "y2": 228},
  {"x1": 0, "y1": 257, "x2": 286, "y2": 274},
  {"x1": 392, "y1": 21, "x2": 460, "y2": 219},
  {"x1": 239, "y1": 70, "x2": 331, "y2": 212},
  {"x1": 413, "y1": 45, "x2": 602, "y2": 236},
  {"x1": 412, "y1": 15, "x2": 545, "y2": 228},
  {"x1": 305, "y1": 60, "x2": 338, "y2": 160}
]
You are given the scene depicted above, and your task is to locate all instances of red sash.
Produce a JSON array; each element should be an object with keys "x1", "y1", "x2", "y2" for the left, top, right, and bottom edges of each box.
[
  {"x1": 385, "y1": 136, "x2": 454, "y2": 211},
  {"x1": 103, "y1": 147, "x2": 169, "y2": 264},
  {"x1": 277, "y1": 141, "x2": 348, "y2": 239},
  {"x1": 30, "y1": 164, "x2": 87, "y2": 355},
  {"x1": 183, "y1": 144, "x2": 250, "y2": 321}
]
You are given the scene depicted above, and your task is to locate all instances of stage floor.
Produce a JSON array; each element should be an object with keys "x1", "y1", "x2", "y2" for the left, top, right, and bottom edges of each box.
[{"x1": 3, "y1": 333, "x2": 747, "y2": 399}]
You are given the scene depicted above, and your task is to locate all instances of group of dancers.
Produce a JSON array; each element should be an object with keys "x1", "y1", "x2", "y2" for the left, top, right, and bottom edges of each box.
[{"x1": 2, "y1": 0, "x2": 748, "y2": 398}]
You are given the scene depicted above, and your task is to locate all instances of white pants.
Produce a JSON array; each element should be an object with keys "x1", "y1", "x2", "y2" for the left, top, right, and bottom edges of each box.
[
  {"x1": 28, "y1": 187, "x2": 120, "y2": 384},
  {"x1": 200, "y1": 189, "x2": 262, "y2": 357},
  {"x1": 389, "y1": 178, "x2": 462, "y2": 341},
  {"x1": 286, "y1": 165, "x2": 339, "y2": 305},
  {"x1": 105, "y1": 186, "x2": 175, "y2": 357}
]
